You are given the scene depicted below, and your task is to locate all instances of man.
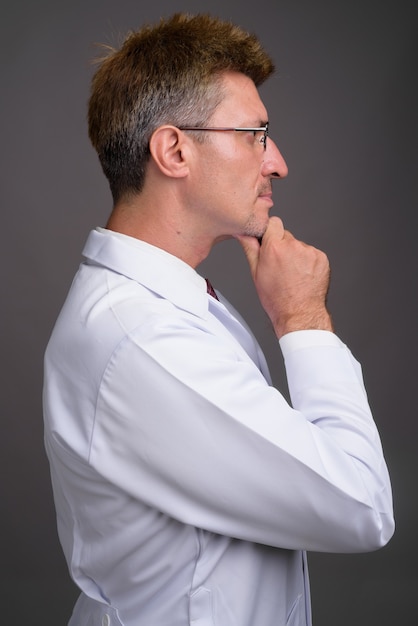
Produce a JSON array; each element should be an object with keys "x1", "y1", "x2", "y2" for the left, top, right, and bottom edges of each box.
[{"x1": 43, "y1": 13, "x2": 394, "y2": 626}]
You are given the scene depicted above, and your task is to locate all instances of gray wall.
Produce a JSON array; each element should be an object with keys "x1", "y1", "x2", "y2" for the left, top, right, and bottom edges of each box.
[{"x1": 2, "y1": 0, "x2": 417, "y2": 623}]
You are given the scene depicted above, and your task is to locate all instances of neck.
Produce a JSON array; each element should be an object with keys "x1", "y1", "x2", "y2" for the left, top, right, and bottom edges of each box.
[{"x1": 105, "y1": 194, "x2": 215, "y2": 268}]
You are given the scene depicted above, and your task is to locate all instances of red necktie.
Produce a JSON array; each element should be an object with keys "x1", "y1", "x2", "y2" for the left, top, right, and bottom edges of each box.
[{"x1": 205, "y1": 278, "x2": 219, "y2": 300}]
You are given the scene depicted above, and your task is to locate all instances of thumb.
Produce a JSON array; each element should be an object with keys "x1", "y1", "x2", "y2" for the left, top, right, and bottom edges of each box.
[{"x1": 235, "y1": 235, "x2": 261, "y2": 278}]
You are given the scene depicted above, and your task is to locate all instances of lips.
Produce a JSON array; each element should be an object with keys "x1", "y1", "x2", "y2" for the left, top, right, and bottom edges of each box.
[{"x1": 258, "y1": 184, "x2": 272, "y2": 199}]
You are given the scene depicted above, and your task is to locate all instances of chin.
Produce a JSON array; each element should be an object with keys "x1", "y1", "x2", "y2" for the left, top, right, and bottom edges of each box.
[{"x1": 243, "y1": 219, "x2": 268, "y2": 239}]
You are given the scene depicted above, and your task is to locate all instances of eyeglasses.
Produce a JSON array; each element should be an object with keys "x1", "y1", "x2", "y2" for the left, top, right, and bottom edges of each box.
[{"x1": 178, "y1": 122, "x2": 269, "y2": 150}]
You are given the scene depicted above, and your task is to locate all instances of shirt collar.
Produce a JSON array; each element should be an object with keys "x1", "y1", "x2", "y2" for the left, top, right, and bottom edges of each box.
[{"x1": 82, "y1": 228, "x2": 210, "y2": 318}]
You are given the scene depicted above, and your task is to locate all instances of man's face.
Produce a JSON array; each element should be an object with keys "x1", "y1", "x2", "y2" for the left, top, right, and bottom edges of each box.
[{"x1": 188, "y1": 71, "x2": 288, "y2": 242}]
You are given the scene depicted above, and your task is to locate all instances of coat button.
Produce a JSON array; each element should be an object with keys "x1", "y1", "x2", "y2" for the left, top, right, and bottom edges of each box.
[{"x1": 102, "y1": 615, "x2": 110, "y2": 626}]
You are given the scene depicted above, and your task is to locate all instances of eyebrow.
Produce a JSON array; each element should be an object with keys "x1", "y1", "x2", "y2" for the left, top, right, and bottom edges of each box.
[
  {"x1": 239, "y1": 118, "x2": 268, "y2": 126},
  {"x1": 237, "y1": 120, "x2": 268, "y2": 128}
]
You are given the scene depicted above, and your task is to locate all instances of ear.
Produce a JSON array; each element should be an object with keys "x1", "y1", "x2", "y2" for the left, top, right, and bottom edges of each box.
[{"x1": 149, "y1": 125, "x2": 191, "y2": 179}]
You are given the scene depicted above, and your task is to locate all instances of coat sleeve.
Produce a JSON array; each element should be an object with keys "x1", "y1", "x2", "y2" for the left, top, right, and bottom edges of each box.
[{"x1": 88, "y1": 312, "x2": 394, "y2": 553}]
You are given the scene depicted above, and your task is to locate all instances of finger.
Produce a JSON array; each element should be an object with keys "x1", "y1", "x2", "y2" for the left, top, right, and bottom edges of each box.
[
  {"x1": 261, "y1": 216, "x2": 288, "y2": 245},
  {"x1": 235, "y1": 235, "x2": 261, "y2": 275}
]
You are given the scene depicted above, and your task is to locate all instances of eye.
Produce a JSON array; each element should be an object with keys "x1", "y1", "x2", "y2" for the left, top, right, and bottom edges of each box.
[
  {"x1": 253, "y1": 130, "x2": 266, "y2": 147},
  {"x1": 250, "y1": 130, "x2": 263, "y2": 144}
]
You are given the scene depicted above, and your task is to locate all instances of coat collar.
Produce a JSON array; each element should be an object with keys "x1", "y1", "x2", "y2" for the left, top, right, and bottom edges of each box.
[{"x1": 82, "y1": 228, "x2": 210, "y2": 319}]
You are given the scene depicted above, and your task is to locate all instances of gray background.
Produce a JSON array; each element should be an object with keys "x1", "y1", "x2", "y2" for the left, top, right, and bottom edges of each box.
[{"x1": 2, "y1": 0, "x2": 417, "y2": 624}]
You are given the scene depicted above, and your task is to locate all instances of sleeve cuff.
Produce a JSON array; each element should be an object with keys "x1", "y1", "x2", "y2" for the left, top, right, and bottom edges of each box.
[{"x1": 279, "y1": 329, "x2": 344, "y2": 355}]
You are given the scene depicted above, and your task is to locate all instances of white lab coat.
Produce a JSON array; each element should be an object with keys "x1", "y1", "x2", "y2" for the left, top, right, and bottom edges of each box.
[{"x1": 43, "y1": 228, "x2": 394, "y2": 626}]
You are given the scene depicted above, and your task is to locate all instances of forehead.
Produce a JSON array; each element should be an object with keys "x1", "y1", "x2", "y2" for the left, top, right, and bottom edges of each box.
[{"x1": 211, "y1": 71, "x2": 268, "y2": 124}]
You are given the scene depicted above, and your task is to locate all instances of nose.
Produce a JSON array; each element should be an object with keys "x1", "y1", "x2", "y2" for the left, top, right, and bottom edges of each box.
[{"x1": 262, "y1": 138, "x2": 288, "y2": 179}]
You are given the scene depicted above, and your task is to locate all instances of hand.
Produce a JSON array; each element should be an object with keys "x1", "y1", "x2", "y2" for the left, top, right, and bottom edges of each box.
[{"x1": 236, "y1": 217, "x2": 333, "y2": 338}]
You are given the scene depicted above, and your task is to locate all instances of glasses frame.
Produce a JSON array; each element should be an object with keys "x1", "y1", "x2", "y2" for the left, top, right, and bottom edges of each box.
[{"x1": 178, "y1": 122, "x2": 269, "y2": 150}]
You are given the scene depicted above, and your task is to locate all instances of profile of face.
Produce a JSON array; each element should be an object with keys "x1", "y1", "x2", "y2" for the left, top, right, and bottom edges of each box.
[{"x1": 187, "y1": 71, "x2": 288, "y2": 242}]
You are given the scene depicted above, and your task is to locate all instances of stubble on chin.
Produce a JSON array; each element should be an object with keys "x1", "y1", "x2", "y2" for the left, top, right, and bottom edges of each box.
[{"x1": 242, "y1": 214, "x2": 269, "y2": 239}]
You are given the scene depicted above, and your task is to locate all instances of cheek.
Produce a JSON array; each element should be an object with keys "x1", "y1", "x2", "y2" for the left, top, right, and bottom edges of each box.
[{"x1": 201, "y1": 147, "x2": 261, "y2": 201}]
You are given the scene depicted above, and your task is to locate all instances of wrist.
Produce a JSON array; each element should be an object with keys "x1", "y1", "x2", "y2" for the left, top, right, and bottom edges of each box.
[{"x1": 273, "y1": 309, "x2": 334, "y2": 339}]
